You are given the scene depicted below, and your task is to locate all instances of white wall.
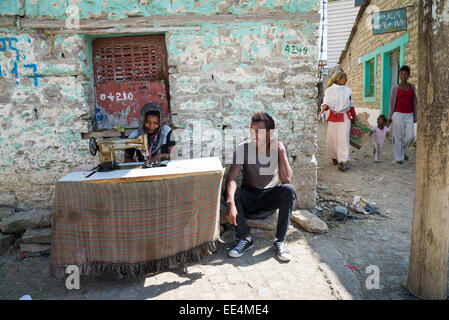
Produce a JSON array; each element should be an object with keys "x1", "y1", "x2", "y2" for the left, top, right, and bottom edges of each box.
[{"x1": 327, "y1": 0, "x2": 361, "y2": 68}]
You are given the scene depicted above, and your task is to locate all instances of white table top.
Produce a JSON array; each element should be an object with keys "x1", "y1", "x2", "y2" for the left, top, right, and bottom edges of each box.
[{"x1": 58, "y1": 157, "x2": 225, "y2": 182}]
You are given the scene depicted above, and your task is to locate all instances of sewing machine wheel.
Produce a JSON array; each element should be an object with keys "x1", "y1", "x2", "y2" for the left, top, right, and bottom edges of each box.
[{"x1": 89, "y1": 137, "x2": 98, "y2": 156}]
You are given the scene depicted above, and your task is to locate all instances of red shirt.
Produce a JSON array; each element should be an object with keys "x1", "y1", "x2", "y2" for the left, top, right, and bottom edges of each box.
[{"x1": 394, "y1": 87, "x2": 414, "y2": 114}]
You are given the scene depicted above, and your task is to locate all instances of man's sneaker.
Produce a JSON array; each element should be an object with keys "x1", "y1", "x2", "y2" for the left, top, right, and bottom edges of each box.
[
  {"x1": 228, "y1": 238, "x2": 254, "y2": 258},
  {"x1": 273, "y1": 241, "x2": 291, "y2": 262}
]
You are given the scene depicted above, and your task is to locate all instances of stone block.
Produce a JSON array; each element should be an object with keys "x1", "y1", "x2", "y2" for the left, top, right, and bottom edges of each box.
[
  {"x1": 0, "y1": 208, "x2": 52, "y2": 233},
  {"x1": 21, "y1": 228, "x2": 52, "y2": 244},
  {"x1": 247, "y1": 211, "x2": 278, "y2": 231},
  {"x1": 0, "y1": 206, "x2": 13, "y2": 223},
  {"x1": 20, "y1": 243, "x2": 51, "y2": 253},
  {"x1": 0, "y1": 233, "x2": 15, "y2": 254},
  {"x1": 291, "y1": 210, "x2": 328, "y2": 233}
]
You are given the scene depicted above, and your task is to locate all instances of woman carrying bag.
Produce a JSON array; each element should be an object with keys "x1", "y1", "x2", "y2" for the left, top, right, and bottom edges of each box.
[{"x1": 320, "y1": 70, "x2": 357, "y2": 172}]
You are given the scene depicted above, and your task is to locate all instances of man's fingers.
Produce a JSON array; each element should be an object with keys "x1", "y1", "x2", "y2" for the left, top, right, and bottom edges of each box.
[{"x1": 232, "y1": 215, "x2": 237, "y2": 226}]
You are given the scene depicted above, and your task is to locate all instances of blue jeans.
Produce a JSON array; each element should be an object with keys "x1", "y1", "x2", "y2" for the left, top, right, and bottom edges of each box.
[{"x1": 233, "y1": 184, "x2": 296, "y2": 242}]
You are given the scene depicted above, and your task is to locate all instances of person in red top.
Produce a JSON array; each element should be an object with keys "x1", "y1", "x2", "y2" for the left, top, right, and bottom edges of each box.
[
  {"x1": 321, "y1": 70, "x2": 357, "y2": 172},
  {"x1": 388, "y1": 65, "x2": 418, "y2": 164}
]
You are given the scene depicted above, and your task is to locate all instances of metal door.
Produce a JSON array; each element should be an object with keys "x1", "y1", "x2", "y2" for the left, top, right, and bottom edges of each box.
[{"x1": 92, "y1": 35, "x2": 170, "y2": 129}]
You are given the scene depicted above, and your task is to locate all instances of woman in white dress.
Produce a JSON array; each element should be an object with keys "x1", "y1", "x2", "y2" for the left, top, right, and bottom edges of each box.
[{"x1": 320, "y1": 71, "x2": 357, "y2": 172}]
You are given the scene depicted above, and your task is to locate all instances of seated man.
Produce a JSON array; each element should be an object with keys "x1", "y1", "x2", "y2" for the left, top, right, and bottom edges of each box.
[
  {"x1": 225, "y1": 112, "x2": 296, "y2": 262},
  {"x1": 124, "y1": 102, "x2": 176, "y2": 163}
]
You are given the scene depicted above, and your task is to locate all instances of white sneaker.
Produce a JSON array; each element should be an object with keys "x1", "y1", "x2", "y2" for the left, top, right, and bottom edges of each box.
[{"x1": 273, "y1": 241, "x2": 291, "y2": 262}]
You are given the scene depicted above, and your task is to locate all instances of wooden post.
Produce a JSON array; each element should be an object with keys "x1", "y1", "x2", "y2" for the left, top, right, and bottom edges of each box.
[{"x1": 407, "y1": 0, "x2": 449, "y2": 299}]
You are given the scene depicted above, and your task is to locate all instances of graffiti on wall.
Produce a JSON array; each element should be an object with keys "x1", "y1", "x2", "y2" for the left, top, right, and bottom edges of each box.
[{"x1": 0, "y1": 37, "x2": 44, "y2": 86}]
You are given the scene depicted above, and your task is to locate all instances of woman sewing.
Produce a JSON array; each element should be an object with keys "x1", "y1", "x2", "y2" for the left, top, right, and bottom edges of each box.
[
  {"x1": 321, "y1": 70, "x2": 357, "y2": 172},
  {"x1": 124, "y1": 102, "x2": 176, "y2": 163}
]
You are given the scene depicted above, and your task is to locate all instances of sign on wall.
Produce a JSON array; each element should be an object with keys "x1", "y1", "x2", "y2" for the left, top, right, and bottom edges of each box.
[{"x1": 372, "y1": 8, "x2": 407, "y2": 35}]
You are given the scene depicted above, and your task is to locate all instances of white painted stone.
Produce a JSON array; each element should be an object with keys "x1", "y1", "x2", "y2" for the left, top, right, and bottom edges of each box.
[{"x1": 291, "y1": 210, "x2": 328, "y2": 234}]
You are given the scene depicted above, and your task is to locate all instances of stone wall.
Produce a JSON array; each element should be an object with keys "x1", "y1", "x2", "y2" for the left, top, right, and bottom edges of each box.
[
  {"x1": 0, "y1": 0, "x2": 320, "y2": 209},
  {"x1": 339, "y1": 0, "x2": 419, "y2": 125}
]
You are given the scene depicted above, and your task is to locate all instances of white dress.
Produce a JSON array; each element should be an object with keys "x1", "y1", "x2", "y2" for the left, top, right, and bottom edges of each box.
[{"x1": 322, "y1": 84, "x2": 354, "y2": 163}]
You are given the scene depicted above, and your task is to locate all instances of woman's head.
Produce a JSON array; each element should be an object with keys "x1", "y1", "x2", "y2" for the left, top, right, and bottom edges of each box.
[
  {"x1": 399, "y1": 65, "x2": 410, "y2": 83},
  {"x1": 326, "y1": 70, "x2": 347, "y2": 88},
  {"x1": 144, "y1": 110, "x2": 160, "y2": 134}
]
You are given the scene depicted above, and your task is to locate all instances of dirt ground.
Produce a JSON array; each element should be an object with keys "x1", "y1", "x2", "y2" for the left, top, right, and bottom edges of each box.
[
  {"x1": 308, "y1": 122, "x2": 423, "y2": 299},
  {"x1": 0, "y1": 122, "x2": 447, "y2": 300}
]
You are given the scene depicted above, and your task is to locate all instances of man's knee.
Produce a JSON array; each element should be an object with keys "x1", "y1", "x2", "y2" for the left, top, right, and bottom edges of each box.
[{"x1": 279, "y1": 183, "x2": 296, "y2": 201}]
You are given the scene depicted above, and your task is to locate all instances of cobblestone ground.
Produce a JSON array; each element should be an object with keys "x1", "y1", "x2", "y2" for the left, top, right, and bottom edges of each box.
[
  {"x1": 1, "y1": 122, "x2": 447, "y2": 300},
  {"x1": 0, "y1": 228, "x2": 342, "y2": 300}
]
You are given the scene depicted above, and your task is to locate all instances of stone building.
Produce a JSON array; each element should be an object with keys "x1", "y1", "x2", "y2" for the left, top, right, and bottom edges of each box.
[
  {"x1": 338, "y1": 0, "x2": 419, "y2": 126},
  {"x1": 0, "y1": 1, "x2": 320, "y2": 210}
]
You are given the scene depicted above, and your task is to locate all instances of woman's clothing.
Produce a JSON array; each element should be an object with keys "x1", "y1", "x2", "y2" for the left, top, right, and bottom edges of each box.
[
  {"x1": 322, "y1": 84, "x2": 357, "y2": 163},
  {"x1": 392, "y1": 112, "x2": 414, "y2": 162},
  {"x1": 127, "y1": 125, "x2": 175, "y2": 161},
  {"x1": 388, "y1": 84, "x2": 417, "y2": 123},
  {"x1": 125, "y1": 103, "x2": 176, "y2": 161},
  {"x1": 394, "y1": 87, "x2": 414, "y2": 114},
  {"x1": 389, "y1": 83, "x2": 417, "y2": 162},
  {"x1": 326, "y1": 112, "x2": 352, "y2": 163}
]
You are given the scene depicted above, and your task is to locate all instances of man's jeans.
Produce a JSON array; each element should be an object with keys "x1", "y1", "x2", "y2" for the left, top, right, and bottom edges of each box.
[{"x1": 233, "y1": 184, "x2": 296, "y2": 242}]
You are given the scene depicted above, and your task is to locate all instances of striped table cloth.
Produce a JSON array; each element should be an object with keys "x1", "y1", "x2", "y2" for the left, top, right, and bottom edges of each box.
[{"x1": 51, "y1": 158, "x2": 224, "y2": 278}]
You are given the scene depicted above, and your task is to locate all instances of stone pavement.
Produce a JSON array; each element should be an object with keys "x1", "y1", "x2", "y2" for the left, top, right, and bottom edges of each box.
[{"x1": 0, "y1": 226, "x2": 356, "y2": 300}]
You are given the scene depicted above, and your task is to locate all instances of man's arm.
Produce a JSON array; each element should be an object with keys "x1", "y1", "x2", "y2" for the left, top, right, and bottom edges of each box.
[
  {"x1": 278, "y1": 142, "x2": 293, "y2": 184},
  {"x1": 225, "y1": 163, "x2": 242, "y2": 226}
]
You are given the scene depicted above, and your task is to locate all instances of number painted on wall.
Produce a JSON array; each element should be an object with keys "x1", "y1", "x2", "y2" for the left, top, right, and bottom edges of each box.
[
  {"x1": 0, "y1": 37, "x2": 44, "y2": 87},
  {"x1": 284, "y1": 44, "x2": 309, "y2": 55},
  {"x1": 99, "y1": 92, "x2": 134, "y2": 102}
]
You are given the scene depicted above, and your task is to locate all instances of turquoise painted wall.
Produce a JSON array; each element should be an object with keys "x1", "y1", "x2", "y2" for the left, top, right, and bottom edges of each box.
[
  {"x1": 0, "y1": 0, "x2": 320, "y2": 208},
  {"x1": 1, "y1": 0, "x2": 319, "y2": 19}
]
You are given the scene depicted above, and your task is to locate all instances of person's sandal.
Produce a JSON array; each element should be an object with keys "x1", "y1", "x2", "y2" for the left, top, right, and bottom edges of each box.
[
  {"x1": 332, "y1": 159, "x2": 338, "y2": 166},
  {"x1": 338, "y1": 163, "x2": 347, "y2": 172}
]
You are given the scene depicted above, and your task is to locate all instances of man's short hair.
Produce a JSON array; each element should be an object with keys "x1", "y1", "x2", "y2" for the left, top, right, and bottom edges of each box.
[{"x1": 251, "y1": 112, "x2": 275, "y2": 130}]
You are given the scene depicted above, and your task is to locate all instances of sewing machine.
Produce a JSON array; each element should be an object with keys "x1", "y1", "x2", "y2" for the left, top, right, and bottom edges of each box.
[{"x1": 89, "y1": 135, "x2": 149, "y2": 171}]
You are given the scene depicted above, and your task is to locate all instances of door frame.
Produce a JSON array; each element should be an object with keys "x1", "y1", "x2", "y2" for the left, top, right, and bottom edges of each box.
[{"x1": 359, "y1": 33, "x2": 409, "y2": 116}]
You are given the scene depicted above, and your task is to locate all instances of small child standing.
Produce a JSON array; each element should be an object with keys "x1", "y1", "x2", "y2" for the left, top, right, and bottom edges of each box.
[{"x1": 371, "y1": 115, "x2": 392, "y2": 162}]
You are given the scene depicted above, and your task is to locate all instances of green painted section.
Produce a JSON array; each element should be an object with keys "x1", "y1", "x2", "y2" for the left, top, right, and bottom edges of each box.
[
  {"x1": 0, "y1": 0, "x2": 22, "y2": 15},
  {"x1": 1, "y1": 0, "x2": 318, "y2": 19},
  {"x1": 360, "y1": 33, "x2": 409, "y2": 115},
  {"x1": 362, "y1": 57, "x2": 377, "y2": 103}
]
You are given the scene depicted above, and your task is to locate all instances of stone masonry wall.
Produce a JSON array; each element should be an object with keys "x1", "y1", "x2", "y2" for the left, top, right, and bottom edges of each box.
[
  {"x1": 339, "y1": 0, "x2": 419, "y2": 122},
  {"x1": 0, "y1": 0, "x2": 320, "y2": 209}
]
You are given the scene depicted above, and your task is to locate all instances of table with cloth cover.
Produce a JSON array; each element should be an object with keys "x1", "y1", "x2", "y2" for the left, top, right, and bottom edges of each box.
[{"x1": 50, "y1": 157, "x2": 224, "y2": 278}]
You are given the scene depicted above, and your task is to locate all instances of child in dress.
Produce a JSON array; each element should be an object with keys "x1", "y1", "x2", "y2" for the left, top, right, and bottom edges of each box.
[{"x1": 371, "y1": 115, "x2": 392, "y2": 162}]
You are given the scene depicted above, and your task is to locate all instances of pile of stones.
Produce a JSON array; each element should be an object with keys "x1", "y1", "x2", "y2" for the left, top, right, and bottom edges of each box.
[{"x1": 0, "y1": 206, "x2": 52, "y2": 255}]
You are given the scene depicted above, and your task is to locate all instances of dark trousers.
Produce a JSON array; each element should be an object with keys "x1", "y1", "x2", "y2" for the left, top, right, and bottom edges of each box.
[{"x1": 234, "y1": 184, "x2": 296, "y2": 242}]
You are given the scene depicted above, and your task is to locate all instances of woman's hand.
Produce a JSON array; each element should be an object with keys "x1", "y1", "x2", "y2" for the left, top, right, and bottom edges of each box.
[
  {"x1": 147, "y1": 153, "x2": 165, "y2": 164},
  {"x1": 321, "y1": 104, "x2": 330, "y2": 111}
]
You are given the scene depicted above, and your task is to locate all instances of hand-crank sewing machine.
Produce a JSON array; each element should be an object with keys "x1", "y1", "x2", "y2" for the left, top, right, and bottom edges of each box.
[{"x1": 89, "y1": 135, "x2": 149, "y2": 171}]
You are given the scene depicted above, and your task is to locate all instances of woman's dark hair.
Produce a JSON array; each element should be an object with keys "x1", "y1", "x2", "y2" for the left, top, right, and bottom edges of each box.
[
  {"x1": 378, "y1": 114, "x2": 387, "y2": 122},
  {"x1": 399, "y1": 65, "x2": 410, "y2": 75},
  {"x1": 251, "y1": 112, "x2": 275, "y2": 130},
  {"x1": 145, "y1": 110, "x2": 160, "y2": 119}
]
